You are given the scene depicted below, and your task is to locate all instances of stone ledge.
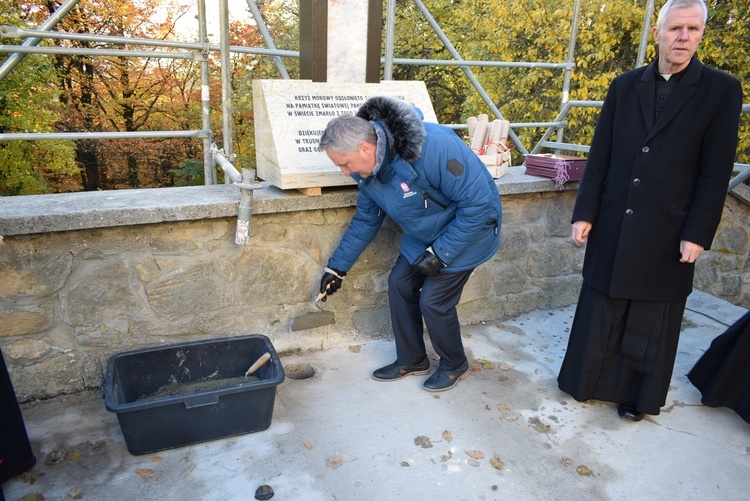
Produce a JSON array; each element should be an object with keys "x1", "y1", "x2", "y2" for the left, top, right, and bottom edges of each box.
[{"x1": 0, "y1": 166, "x2": 578, "y2": 236}]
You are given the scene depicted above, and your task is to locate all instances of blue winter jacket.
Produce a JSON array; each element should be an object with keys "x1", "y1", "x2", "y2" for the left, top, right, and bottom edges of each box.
[{"x1": 327, "y1": 96, "x2": 503, "y2": 273}]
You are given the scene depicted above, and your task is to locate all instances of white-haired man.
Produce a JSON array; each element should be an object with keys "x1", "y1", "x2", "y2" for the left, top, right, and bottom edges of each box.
[{"x1": 558, "y1": 0, "x2": 743, "y2": 421}]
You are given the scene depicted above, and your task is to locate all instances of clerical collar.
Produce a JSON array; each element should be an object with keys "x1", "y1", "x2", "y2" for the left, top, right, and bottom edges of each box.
[{"x1": 655, "y1": 58, "x2": 691, "y2": 81}]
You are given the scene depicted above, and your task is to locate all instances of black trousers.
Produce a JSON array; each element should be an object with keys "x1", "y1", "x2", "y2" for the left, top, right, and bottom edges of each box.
[
  {"x1": 1, "y1": 350, "x2": 36, "y2": 485},
  {"x1": 388, "y1": 255, "x2": 474, "y2": 370}
]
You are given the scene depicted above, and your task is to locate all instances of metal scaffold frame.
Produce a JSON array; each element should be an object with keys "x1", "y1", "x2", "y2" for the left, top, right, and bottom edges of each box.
[{"x1": 0, "y1": 0, "x2": 748, "y2": 192}]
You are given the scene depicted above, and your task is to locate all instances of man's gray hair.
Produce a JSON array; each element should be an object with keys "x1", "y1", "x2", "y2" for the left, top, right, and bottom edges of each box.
[
  {"x1": 656, "y1": 0, "x2": 708, "y2": 31},
  {"x1": 319, "y1": 115, "x2": 377, "y2": 154}
]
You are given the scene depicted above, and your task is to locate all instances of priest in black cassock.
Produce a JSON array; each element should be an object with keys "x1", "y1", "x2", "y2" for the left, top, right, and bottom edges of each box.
[
  {"x1": 688, "y1": 311, "x2": 750, "y2": 424},
  {"x1": 557, "y1": 0, "x2": 743, "y2": 422}
]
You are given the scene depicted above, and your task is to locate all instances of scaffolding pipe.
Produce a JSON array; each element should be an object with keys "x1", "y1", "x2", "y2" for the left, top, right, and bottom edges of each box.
[
  {"x1": 383, "y1": 0, "x2": 397, "y2": 80},
  {"x1": 555, "y1": 0, "x2": 583, "y2": 149},
  {"x1": 211, "y1": 145, "x2": 263, "y2": 246},
  {"x1": 636, "y1": 0, "x2": 656, "y2": 68},
  {"x1": 0, "y1": 45, "x2": 196, "y2": 59},
  {"x1": 219, "y1": 0, "x2": 234, "y2": 183},
  {"x1": 728, "y1": 164, "x2": 750, "y2": 191},
  {"x1": 0, "y1": 25, "x2": 299, "y2": 57},
  {"x1": 198, "y1": 0, "x2": 215, "y2": 185},
  {"x1": 244, "y1": 0, "x2": 290, "y2": 79},
  {"x1": 0, "y1": 130, "x2": 207, "y2": 141},
  {"x1": 387, "y1": 58, "x2": 572, "y2": 69},
  {"x1": 0, "y1": 0, "x2": 81, "y2": 82},
  {"x1": 411, "y1": 0, "x2": 527, "y2": 155}
]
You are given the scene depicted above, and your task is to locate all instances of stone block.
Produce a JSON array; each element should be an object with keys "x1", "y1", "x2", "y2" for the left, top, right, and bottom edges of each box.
[
  {"x1": 60, "y1": 261, "x2": 139, "y2": 336},
  {"x1": 252, "y1": 79, "x2": 437, "y2": 190},
  {"x1": 0, "y1": 248, "x2": 72, "y2": 297},
  {"x1": 8, "y1": 352, "x2": 83, "y2": 402},
  {"x1": 3, "y1": 337, "x2": 53, "y2": 363},
  {"x1": 493, "y1": 263, "x2": 529, "y2": 296},
  {"x1": 527, "y1": 240, "x2": 575, "y2": 278},
  {"x1": 496, "y1": 227, "x2": 532, "y2": 261},
  {"x1": 0, "y1": 308, "x2": 53, "y2": 337}
]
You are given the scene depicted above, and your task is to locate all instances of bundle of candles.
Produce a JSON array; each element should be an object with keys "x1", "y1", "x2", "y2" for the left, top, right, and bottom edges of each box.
[
  {"x1": 465, "y1": 114, "x2": 512, "y2": 178},
  {"x1": 466, "y1": 114, "x2": 511, "y2": 161}
]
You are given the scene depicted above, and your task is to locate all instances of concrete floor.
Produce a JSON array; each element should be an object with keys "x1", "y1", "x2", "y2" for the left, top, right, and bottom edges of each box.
[{"x1": 3, "y1": 290, "x2": 749, "y2": 501}]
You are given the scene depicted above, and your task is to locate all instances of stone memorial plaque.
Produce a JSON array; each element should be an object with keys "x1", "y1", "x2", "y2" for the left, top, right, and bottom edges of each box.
[{"x1": 253, "y1": 80, "x2": 437, "y2": 190}]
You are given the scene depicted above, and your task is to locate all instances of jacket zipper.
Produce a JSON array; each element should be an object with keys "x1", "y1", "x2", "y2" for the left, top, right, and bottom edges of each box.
[{"x1": 423, "y1": 192, "x2": 448, "y2": 209}]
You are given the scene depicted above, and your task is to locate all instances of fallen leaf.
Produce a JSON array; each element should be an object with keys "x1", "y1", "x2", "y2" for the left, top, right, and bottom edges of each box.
[
  {"x1": 497, "y1": 403, "x2": 511, "y2": 412},
  {"x1": 502, "y1": 411, "x2": 520, "y2": 422},
  {"x1": 67, "y1": 487, "x2": 83, "y2": 500},
  {"x1": 348, "y1": 345, "x2": 361, "y2": 353},
  {"x1": 528, "y1": 416, "x2": 551, "y2": 434},
  {"x1": 180, "y1": 464, "x2": 195, "y2": 478},
  {"x1": 476, "y1": 359, "x2": 495, "y2": 370},
  {"x1": 414, "y1": 436, "x2": 433, "y2": 449},
  {"x1": 442, "y1": 430, "x2": 453, "y2": 443},
  {"x1": 400, "y1": 461, "x2": 410, "y2": 467},
  {"x1": 462, "y1": 333, "x2": 472, "y2": 339},
  {"x1": 498, "y1": 375, "x2": 512, "y2": 386},
  {"x1": 136, "y1": 469, "x2": 154, "y2": 478},
  {"x1": 21, "y1": 470, "x2": 44, "y2": 485},
  {"x1": 470, "y1": 364, "x2": 482, "y2": 372},
  {"x1": 490, "y1": 457, "x2": 504, "y2": 470},
  {"x1": 440, "y1": 451, "x2": 453, "y2": 462},
  {"x1": 499, "y1": 363, "x2": 511, "y2": 371},
  {"x1": 576, "y1": 465, "x2": 594, "y2": 476},
  {"x1": 45, "y1": 449, "x2": 66, "y2": 465},
  {"x1": 151, "y1": 456, "x2": 164, "y2": 463},
  {"x1": 536, "y1": 386, "x2": 549, "y2": 393},
  {"x1": 465, "y1": 450, "x2": 484, "y2": 460},
  {"x1": 304, "y1": 441, "x2": 313, "y2": 450},
  {"x1": 67, "y1": 452, "x2": 80, "y2": 461},
  {"x1": 325, "y1": 455, "x2": 343, "y2": 469}
]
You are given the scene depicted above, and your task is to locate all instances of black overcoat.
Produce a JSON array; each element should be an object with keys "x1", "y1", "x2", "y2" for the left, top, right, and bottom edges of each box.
[{"x1": 573, "y1": 57, "x2": 743, "y2": 302}]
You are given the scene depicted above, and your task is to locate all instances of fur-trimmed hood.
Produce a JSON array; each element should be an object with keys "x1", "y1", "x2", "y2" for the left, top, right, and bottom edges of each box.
[{"x1": 356, "y1": 96, "x2": 426, "y2": 164}]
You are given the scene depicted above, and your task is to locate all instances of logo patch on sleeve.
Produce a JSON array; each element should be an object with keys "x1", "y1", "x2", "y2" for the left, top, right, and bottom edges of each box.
[{"x1": 447, "y1": 159, "x2": 464, "y2": 177}]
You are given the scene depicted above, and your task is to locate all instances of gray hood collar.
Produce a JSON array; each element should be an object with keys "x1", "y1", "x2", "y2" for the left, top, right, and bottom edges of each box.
[{"x1": 356, "y1": 96, "x2": 426, "y2": 163}]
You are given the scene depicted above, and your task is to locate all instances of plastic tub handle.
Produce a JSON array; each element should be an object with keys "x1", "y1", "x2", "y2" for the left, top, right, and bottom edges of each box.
[{"x1": 184, "y1": 393, "x2": 220, "y2": 408}]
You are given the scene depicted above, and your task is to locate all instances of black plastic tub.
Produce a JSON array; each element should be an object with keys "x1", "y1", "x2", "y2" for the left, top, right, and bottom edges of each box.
[{"x1": 104, "y1": 334, "x2": 285, "y2": 455}]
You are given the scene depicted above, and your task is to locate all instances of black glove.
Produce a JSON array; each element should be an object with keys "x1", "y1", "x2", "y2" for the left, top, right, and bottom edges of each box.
[
  {"x1": 412, "y1": 247, "x2": 446, "y2": 276},
  {"x1": 319, "y1": 266, "x2": 346, "y2": 302}
]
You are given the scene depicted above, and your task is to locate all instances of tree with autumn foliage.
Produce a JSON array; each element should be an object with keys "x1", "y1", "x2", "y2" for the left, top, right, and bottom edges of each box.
[
  {"x1": 1, "y1": 0, "x2": 747, "y2": 195},
  {"x1": 390, "y1": 0, "x2": 748, "y2": 166},
  {"x1": 0, "y1": 2, "x2": 76, "y2": 195}
]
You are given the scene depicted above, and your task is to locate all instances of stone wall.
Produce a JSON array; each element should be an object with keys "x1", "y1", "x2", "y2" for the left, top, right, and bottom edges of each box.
[
  {"x1": 694, "y1": 189, "x2": 750, "y2": 307},
  {"x1": 1, "y1": 176, "x2": 748, "y2": 402}
]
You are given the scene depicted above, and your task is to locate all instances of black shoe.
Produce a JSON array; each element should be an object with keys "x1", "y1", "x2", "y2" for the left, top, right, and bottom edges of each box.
[
  {"x1": 422, "y1": 360, "x2": 470, "y2": 392},
  {"x1": 617, "y1": 403, "x2": 645, "y2": 422},
  {"x1": 372, "y1": 357, "x2": 431, "y2": 381}
]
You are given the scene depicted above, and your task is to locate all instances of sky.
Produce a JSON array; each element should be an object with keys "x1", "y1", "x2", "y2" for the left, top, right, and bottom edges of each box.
[{"x1": 173, "y1": 0, "x2": 256, "y2": 41}]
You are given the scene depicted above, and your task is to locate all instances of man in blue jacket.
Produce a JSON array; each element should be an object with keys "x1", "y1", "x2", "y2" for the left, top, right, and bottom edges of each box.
[{"x1": 317, "y1": 96, "x2": 503, "y2": 392}]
